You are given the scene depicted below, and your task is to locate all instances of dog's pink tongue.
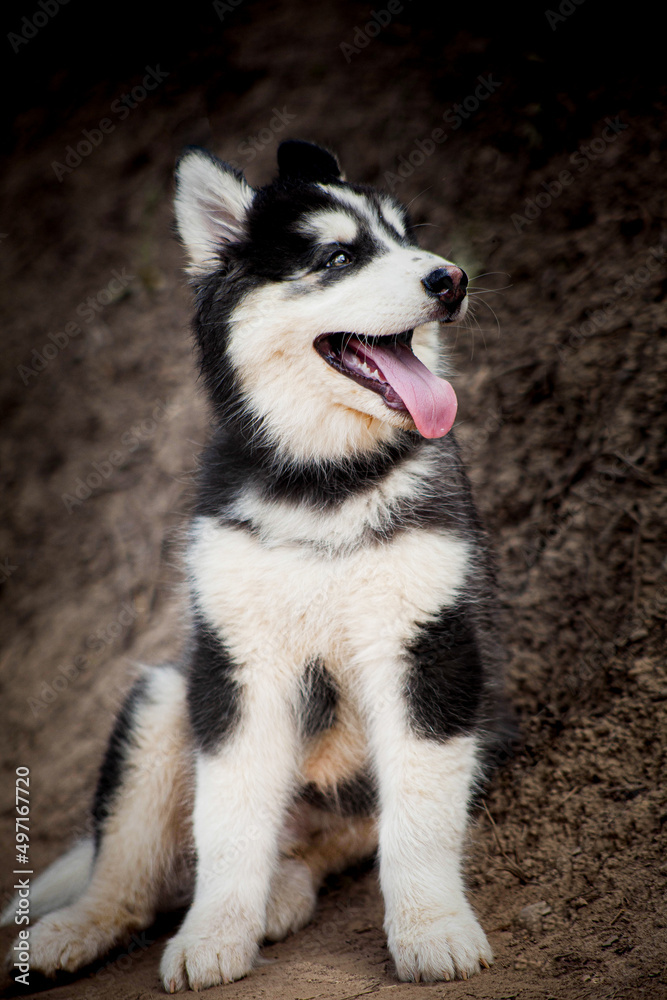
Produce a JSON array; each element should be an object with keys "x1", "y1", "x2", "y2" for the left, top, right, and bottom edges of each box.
[{"x1": 361, "y1": 340, "x2": 458, "y2": 438}]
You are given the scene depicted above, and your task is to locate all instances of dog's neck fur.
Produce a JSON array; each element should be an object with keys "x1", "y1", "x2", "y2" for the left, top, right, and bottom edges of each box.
[{"x1": 195, "y1": 410, "x2": 424, "y2": 517}]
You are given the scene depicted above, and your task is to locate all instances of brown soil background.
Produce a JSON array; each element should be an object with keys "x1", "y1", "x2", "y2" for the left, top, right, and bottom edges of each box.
[{"x1": 1, "y1": 2, "x2": 665, "y2": 998}]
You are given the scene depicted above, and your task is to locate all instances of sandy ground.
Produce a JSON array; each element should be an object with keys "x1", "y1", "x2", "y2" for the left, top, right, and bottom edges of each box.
[{"x1": 1, "y1": 2, "x2": 666, "y2": 998}]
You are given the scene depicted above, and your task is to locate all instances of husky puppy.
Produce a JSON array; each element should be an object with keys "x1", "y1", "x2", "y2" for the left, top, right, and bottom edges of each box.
[{"x1": 4, "y1": 141, "x2": 509, "y2": 990}]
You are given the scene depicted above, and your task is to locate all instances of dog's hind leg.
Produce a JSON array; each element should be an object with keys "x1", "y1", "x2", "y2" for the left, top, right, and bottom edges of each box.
[
  {"x1": 1, "y1": 838, "x2": 95, "y2": 926},
  {"x1": 23, "y1": 665, "x2": 193, "y2": 977},
  {"x1": 265, "y1": 805, "x2": 378, "y2": 942}
]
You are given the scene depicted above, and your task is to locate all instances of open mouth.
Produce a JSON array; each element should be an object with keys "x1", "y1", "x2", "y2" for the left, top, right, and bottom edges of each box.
[{"x1": 314, "y1": 330, "x2": 458, "y2": 439}]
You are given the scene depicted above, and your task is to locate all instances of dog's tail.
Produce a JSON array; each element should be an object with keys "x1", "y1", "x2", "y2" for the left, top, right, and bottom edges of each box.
[{"x1": 1, "y1": 838, "x2": 94, "y2": 926}]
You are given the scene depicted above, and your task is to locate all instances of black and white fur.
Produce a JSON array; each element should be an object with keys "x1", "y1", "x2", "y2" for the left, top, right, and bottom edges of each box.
[{"x1": 4, "y1": 141, "x2": 510, "y2": 990}]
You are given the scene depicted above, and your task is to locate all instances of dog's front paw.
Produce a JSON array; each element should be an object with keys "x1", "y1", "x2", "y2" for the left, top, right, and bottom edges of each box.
[
  {"x1": 17, "y1": 906, "x2": 119, "y2": 976},
  {"x1": 264, "y1": 858, "x2": 317, "y2": 942},
  {"x1": 160, "y1": 913, "x2": 259, "y2": 992},
  {"x1": 387, "y1": 904, "x2": 493, "y2": 982}
]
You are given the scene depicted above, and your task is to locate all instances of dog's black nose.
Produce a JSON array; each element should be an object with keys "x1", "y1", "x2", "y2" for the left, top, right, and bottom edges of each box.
[{"x1": 422, "y1": 266, "x2": 468, "y2": 306}]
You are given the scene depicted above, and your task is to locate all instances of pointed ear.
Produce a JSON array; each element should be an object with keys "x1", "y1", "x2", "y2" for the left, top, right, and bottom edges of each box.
[
  {"x1": 174, "y1": 148, "x2": 255, "y2": 276},
  {"x1": 277, "y1": 140, "x2": 343, "y2": 183}
]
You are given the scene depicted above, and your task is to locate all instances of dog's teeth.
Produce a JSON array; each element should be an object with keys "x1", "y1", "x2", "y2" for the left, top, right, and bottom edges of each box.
[{"x1": 342, "y1": 348, "x2": 380, "y2": 381}]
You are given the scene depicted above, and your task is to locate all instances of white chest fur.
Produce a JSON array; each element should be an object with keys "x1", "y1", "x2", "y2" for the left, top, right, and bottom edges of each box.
[{"x1": 188, "y1": 509, "x2": 472, "y2": 686}]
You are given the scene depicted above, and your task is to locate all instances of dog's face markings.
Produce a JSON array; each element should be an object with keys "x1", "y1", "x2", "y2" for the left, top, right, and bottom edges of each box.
[
  {"x1": 297, "y1": 208, "x2": 359, "y2": 245},
  {"x1": 290, "y1": 207, "x2": 388, "y2": 291},
  {"x1": 238, "y1": 187, "x2": 398, "y2": 289},
  {"x1": 376, "y1": 198, "x2": 411, "y2": 242},
  {"x1": 316, "y1": 184, "x2": 412, "y2": 247},
  {"x1": 174, "y1": 141, "x2": 469, "y2": 460}
]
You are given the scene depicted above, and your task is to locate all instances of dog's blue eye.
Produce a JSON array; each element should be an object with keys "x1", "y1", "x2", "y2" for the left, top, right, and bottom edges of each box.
[{"x1": 325, "y1": 250, "x2": 351, "y2": 268}]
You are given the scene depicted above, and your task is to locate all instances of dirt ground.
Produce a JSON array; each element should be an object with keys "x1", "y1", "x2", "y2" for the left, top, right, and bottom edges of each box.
[{"x1": 1, "y1": 2, "x2": 666, "y2": 998}]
